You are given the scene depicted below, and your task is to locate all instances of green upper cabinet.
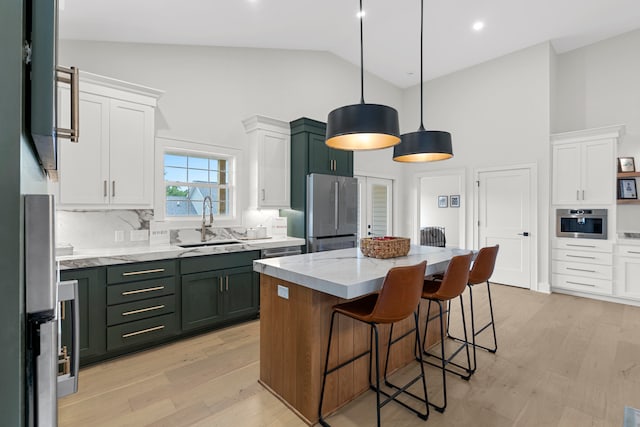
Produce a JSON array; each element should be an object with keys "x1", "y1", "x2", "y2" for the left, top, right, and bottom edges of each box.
[{"x1": 289, "y1": 117, "x2": 354, "y2": 210}]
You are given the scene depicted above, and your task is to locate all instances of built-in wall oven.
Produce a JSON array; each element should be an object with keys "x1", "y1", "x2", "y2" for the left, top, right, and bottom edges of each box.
[{"x1": 556, "y1": 209, "x2": 608, "y2": 240}]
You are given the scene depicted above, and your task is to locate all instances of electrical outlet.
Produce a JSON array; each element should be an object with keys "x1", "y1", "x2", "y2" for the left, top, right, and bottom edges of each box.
[
  {"x1": 149, "y1": 229, "x2": 169, "y2": 246},
  {"x1": 130, "y1": 230, "x2": 149, "y2": 242},
  {"x1": 277, "y1": 285, "x2": 289, "y2": 300},
  {"x1": 114, "y1": 230, "x2": 125, "y2": 242}
]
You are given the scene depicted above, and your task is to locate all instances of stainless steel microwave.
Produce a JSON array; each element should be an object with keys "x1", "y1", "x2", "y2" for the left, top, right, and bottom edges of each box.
[{"x1": 556, "y1": 209, "x2": 608, "y2": 240}]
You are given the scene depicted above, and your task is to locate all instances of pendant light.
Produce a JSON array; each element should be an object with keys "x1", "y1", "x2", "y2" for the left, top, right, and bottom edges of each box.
[
  {"x1": 325, "y1": 0, "x2": 400, "y2": 151},
  {"x1": 393, "y1": 0, "x2": 453, "y2": 162}
]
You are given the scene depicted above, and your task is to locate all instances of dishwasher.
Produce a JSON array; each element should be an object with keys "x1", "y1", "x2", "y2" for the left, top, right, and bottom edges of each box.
[{"x1": 260, "y1": 246, "x2": 303, "y2": 259}]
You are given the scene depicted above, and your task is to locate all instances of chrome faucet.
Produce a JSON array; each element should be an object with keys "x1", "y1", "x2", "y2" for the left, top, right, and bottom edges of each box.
[{"x1": 199, "y1": 196, "x2": 214, "y2": 242}]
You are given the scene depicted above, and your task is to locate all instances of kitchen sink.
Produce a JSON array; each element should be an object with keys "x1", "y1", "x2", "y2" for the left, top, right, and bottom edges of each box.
[{"x1": 178, "y1": 240, "x2": 242, "y2": 248}]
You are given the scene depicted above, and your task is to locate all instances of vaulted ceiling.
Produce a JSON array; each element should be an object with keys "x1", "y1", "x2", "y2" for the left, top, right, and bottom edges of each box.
[{"x1": 59, "y1": 0, "x2": 640, "y2": 88}]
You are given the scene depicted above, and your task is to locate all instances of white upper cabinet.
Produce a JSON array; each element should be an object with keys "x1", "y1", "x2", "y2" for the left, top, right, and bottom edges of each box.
[
  {"x1": 57, "y1": 72, "x2": 162, "y2": 209},
  {"x1": 243, "y1": 115, "x2": 291, "y2": 209},
  {"x1": 551, "y1": 125, "x2": 624, "y2": 205}
]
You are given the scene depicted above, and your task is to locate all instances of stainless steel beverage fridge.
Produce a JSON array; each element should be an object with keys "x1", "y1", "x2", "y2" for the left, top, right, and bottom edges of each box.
[{"x1": 306, "y1": 173, "x2": 358, "y2": 252}]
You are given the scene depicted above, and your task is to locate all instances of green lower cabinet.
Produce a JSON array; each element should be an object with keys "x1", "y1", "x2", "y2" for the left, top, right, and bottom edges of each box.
[
  {"x1": 223, "y1": 266, "x2": 259, "y2": 320},
  {"x1": 181, "y1": 270, "x2": 224, "y2": 331},
  {"x1": 181, "y1": 266, "x2": 259, "y2": 331},
  {"x1": 60, "y1": 267, "x2": 107, "y2": 364}
]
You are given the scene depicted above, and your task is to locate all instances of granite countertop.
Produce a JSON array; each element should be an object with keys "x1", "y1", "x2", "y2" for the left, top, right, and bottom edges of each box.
[
  {"x1": 57, "y1": 236, "x2": 306, "y2": 270},
  {"x1": 254, "y1": 245, "x2": 473, "y2": 299}
]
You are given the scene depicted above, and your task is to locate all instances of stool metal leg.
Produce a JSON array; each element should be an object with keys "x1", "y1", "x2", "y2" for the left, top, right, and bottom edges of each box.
[
  {"x1": 379, "y1": 312, "x2": 430, "y2": 421},
  {"x1": 318, "y1": 311, "x2": 338, "y2": 427},
  {"x1": 448, "y1": 281, "x2": 498, "y2": 356}
]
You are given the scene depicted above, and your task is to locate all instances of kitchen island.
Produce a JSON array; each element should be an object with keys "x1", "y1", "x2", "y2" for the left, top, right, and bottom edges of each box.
[{"x1": 253, "y1": 245, "x2": 472, "y2": 424}]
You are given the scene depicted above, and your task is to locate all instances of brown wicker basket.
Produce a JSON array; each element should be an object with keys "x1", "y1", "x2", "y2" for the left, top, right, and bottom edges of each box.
[{"x1": 360, "y1": 237, "x2": 410, "y2": 259}]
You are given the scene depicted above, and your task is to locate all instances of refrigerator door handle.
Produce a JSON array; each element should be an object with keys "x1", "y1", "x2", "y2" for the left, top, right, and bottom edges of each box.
[
  {"x1": 58, "y1": 279, "x2": 80, "y2": 397},
  {"x1": 334, "y1": 181, "x2": 339, "y2": 231}
]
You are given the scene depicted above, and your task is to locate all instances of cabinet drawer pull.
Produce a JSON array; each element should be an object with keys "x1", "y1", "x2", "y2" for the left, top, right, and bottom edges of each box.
[
  {"x1": 628, "y1": 251, "x2": 640, "y2": 255},
  {"x1": 103, "y1": 180, "x2": 107, "y2": 197},
  {"x1": 566, "y1": 254, "x2": 596, "y2": 259},
  {"x1": 122, "y1": 285, "x2": 165, "y2": 296},
  {"x1": 122, "y1": 305, "x2": 165, "y2": 316},
  {"x1": 566, "y1": 267, "x2": 596, "y2": 273},
  {"x1": 219, "y1": 277, "x2": 223, "y2": 293},
  {"x1": 122, "y1": 325, "x2": 165, "y2": 338},
  {"x1": 566, "y1": 281, "x2": 596, "y2": 287},
  {"x1": 122, "y1": 268, "x2": 165, "y2": 277},
  {"x1": 566, "y1": 244, "x2": 596, "y2": 248},
  {"x1": 576, "y1": 190, "x2": 579, "y2": 200},
  {"x1": 226, "y1": 276, "x2": 229, "y2": 291}
]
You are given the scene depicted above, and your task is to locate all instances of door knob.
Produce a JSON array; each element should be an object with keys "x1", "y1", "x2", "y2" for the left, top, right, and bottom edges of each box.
[{"x1": 518, "y1": 232, "x2": 529, "y2": 237}]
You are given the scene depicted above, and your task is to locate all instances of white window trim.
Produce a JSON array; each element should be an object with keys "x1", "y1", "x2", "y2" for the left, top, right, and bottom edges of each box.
[{"x1": 154, "y1": 136, "x2": 244, "y2": 227}]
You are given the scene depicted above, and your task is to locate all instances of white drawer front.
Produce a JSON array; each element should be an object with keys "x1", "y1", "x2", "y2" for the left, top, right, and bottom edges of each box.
[
  {"x1": 552, "y1": 249, "x2": 612, "y2": 265},
  {"x1": 552, "y1": 274, "x2": 612, "y2": 295},
  {"x1": 553, "y1": 239, "x2": 613, "y2": 253},
  {"x1": 617, "y1": 245, "x2": 640, "y2": 259},
  {"x1": 552, "y1": 260, "x2": 612, "y2": 280}
]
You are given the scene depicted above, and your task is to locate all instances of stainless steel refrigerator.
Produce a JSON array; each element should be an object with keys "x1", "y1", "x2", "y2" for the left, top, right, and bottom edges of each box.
[
  {"x1": 25, "y1": 195, "x2": 79, "y2": 427},
  {"x1": 307, "y1": 173, "x2": 358, "y2": 252}
]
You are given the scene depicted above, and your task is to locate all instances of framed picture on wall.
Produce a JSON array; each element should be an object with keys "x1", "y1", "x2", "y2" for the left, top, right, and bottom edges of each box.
[
  {"x1": 619, "y1": 179, "x2": 638, "y2": 199},
  {"x1": 618, "y1": 157, "x2": 636, "y2": 173},
  {"x1": 438, "y1": 195, "x2": 448, "y2": 208},
  {"x1": 450, "y1": 195, "x2": 460, "y2": 208}
]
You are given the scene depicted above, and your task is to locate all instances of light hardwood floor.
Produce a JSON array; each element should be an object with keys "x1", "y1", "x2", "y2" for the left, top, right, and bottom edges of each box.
[{"x1": 59, "y1": 284, "x2": 640, "y2": 426}]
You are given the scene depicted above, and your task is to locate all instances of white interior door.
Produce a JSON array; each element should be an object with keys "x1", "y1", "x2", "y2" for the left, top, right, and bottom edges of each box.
[
  {"x1": 477, "y1": 167, "x2": 532, "y2": 288},
  {"x1": 356, "y1": 176, "x2": 393, "y2": 239}
]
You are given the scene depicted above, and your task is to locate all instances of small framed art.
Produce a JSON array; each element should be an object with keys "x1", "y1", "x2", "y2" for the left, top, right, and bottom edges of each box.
[
  {"x1": 450, "y1": 195, "x2": 460, "y2": 208},
  {"x1": 618, "y1": 157, "x2": 636, "y2": 173},
  {"x1": 619, "y1": 179, "x2": 638, "y2": 199},
  {"x1": 438, "y1": 195, "x2": 448, "y2": 208}
]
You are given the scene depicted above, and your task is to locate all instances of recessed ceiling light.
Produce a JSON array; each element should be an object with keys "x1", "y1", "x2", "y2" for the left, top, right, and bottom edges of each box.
[{"x1": 472, "y1": 21, "x2": 485, "y2": 31}]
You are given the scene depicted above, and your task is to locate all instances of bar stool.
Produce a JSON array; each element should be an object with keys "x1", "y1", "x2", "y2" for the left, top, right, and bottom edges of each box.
[
  {"x1": 447, "y1": 245, "x2": 500, "y2": 372},
  {"x1": 318, "y1": 261, "x2": 430, "y2": 427},
  {"x1": 420, "y1": 252, "x2": 473, "y2": 413}
]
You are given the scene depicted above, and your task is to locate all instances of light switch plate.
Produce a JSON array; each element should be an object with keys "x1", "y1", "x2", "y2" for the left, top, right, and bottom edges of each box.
[
  {"x1": 277, "y1": 285, "x2": 289, "y2": 300},
  {"x1": 114, "y1": 230, "x2": 125, "y2": 242},
  {"x1": 149, "y1": 228, "x2": 169, "y2": 246}
]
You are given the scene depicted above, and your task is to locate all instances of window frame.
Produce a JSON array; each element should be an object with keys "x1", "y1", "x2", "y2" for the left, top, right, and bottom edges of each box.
[{"x1": 154, "y1": 136, "x2": 242, "y2": 226}]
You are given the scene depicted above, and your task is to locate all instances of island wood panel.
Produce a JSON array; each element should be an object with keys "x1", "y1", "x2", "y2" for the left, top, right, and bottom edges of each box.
[{"x1": 259, "y1": 274, "x2": 445, "y2": 425}]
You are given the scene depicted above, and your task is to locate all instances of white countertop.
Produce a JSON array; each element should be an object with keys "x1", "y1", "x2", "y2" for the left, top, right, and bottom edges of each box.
[
  {"x1": 57, "y1": 236, "x2": 305, "y2": 269},
  {"x1": 253, "y1": 245, "x2": 473, "y2": 299}
]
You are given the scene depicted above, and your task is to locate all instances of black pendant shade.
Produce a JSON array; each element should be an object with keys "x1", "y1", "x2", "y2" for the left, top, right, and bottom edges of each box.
[
  {"x1": 392, "y1": 0, "x2": 453, "y2": 162},
  {"x1": 325, "y1": 0, "x2": 401, "y2": 151},
  {"x1": 393, "y1": 128, "x2": 453, "y2": 162},
  {"x1": 326, "y1": 103, "x2": 400, "y2": 151}
]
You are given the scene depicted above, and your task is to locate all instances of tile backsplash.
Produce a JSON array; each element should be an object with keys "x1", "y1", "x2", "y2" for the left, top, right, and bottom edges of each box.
[
  {"x1": 56, "y1": 208, "x2": 285, "y2": 250},
  {"x1": 56, "y1": 209, "x2": 153, "y2": 250}
]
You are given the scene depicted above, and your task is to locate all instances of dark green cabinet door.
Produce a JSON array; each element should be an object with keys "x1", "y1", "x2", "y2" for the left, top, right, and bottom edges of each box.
[
  {"x1": 308, "y1": 132, "x2": 332, "y2": 175},
  {"x1": 223, "y1": 266, "x2": 259, "y2": 320},
  {"x1": 181, "y1": 271, "x2": 223, "y2": 331},
  {"x1": 60, "y1": 268, "x2": 107, "y2": 364},
  {"x1": 333, "y1": 148, "x2": 353, "y2": 177}
]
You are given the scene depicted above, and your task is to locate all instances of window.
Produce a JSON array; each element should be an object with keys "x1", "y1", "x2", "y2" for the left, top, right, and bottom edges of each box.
[{"x1": 163, "y1": 152, "x2": 233, "y2": 218}]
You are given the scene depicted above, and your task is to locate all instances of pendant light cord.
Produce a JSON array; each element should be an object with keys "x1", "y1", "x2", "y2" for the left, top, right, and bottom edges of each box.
[
  {"x1": 419, "y1": 0, "x2": 425, "y2": 131},
  {"x1": 359, "y1": 0, "x2": 365, "y2": 104}
]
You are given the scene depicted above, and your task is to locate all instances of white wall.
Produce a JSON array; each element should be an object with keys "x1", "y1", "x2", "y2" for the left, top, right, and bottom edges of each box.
[
  {"x1": 555, "y1": 29, "x2": 640, "y2": 233},
  {"x1": 400, "y1": 42, "x2": 552, "y2": 291},
  {"x1": 59, "y1": 40, "x2": 405, "y2": 229}
]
